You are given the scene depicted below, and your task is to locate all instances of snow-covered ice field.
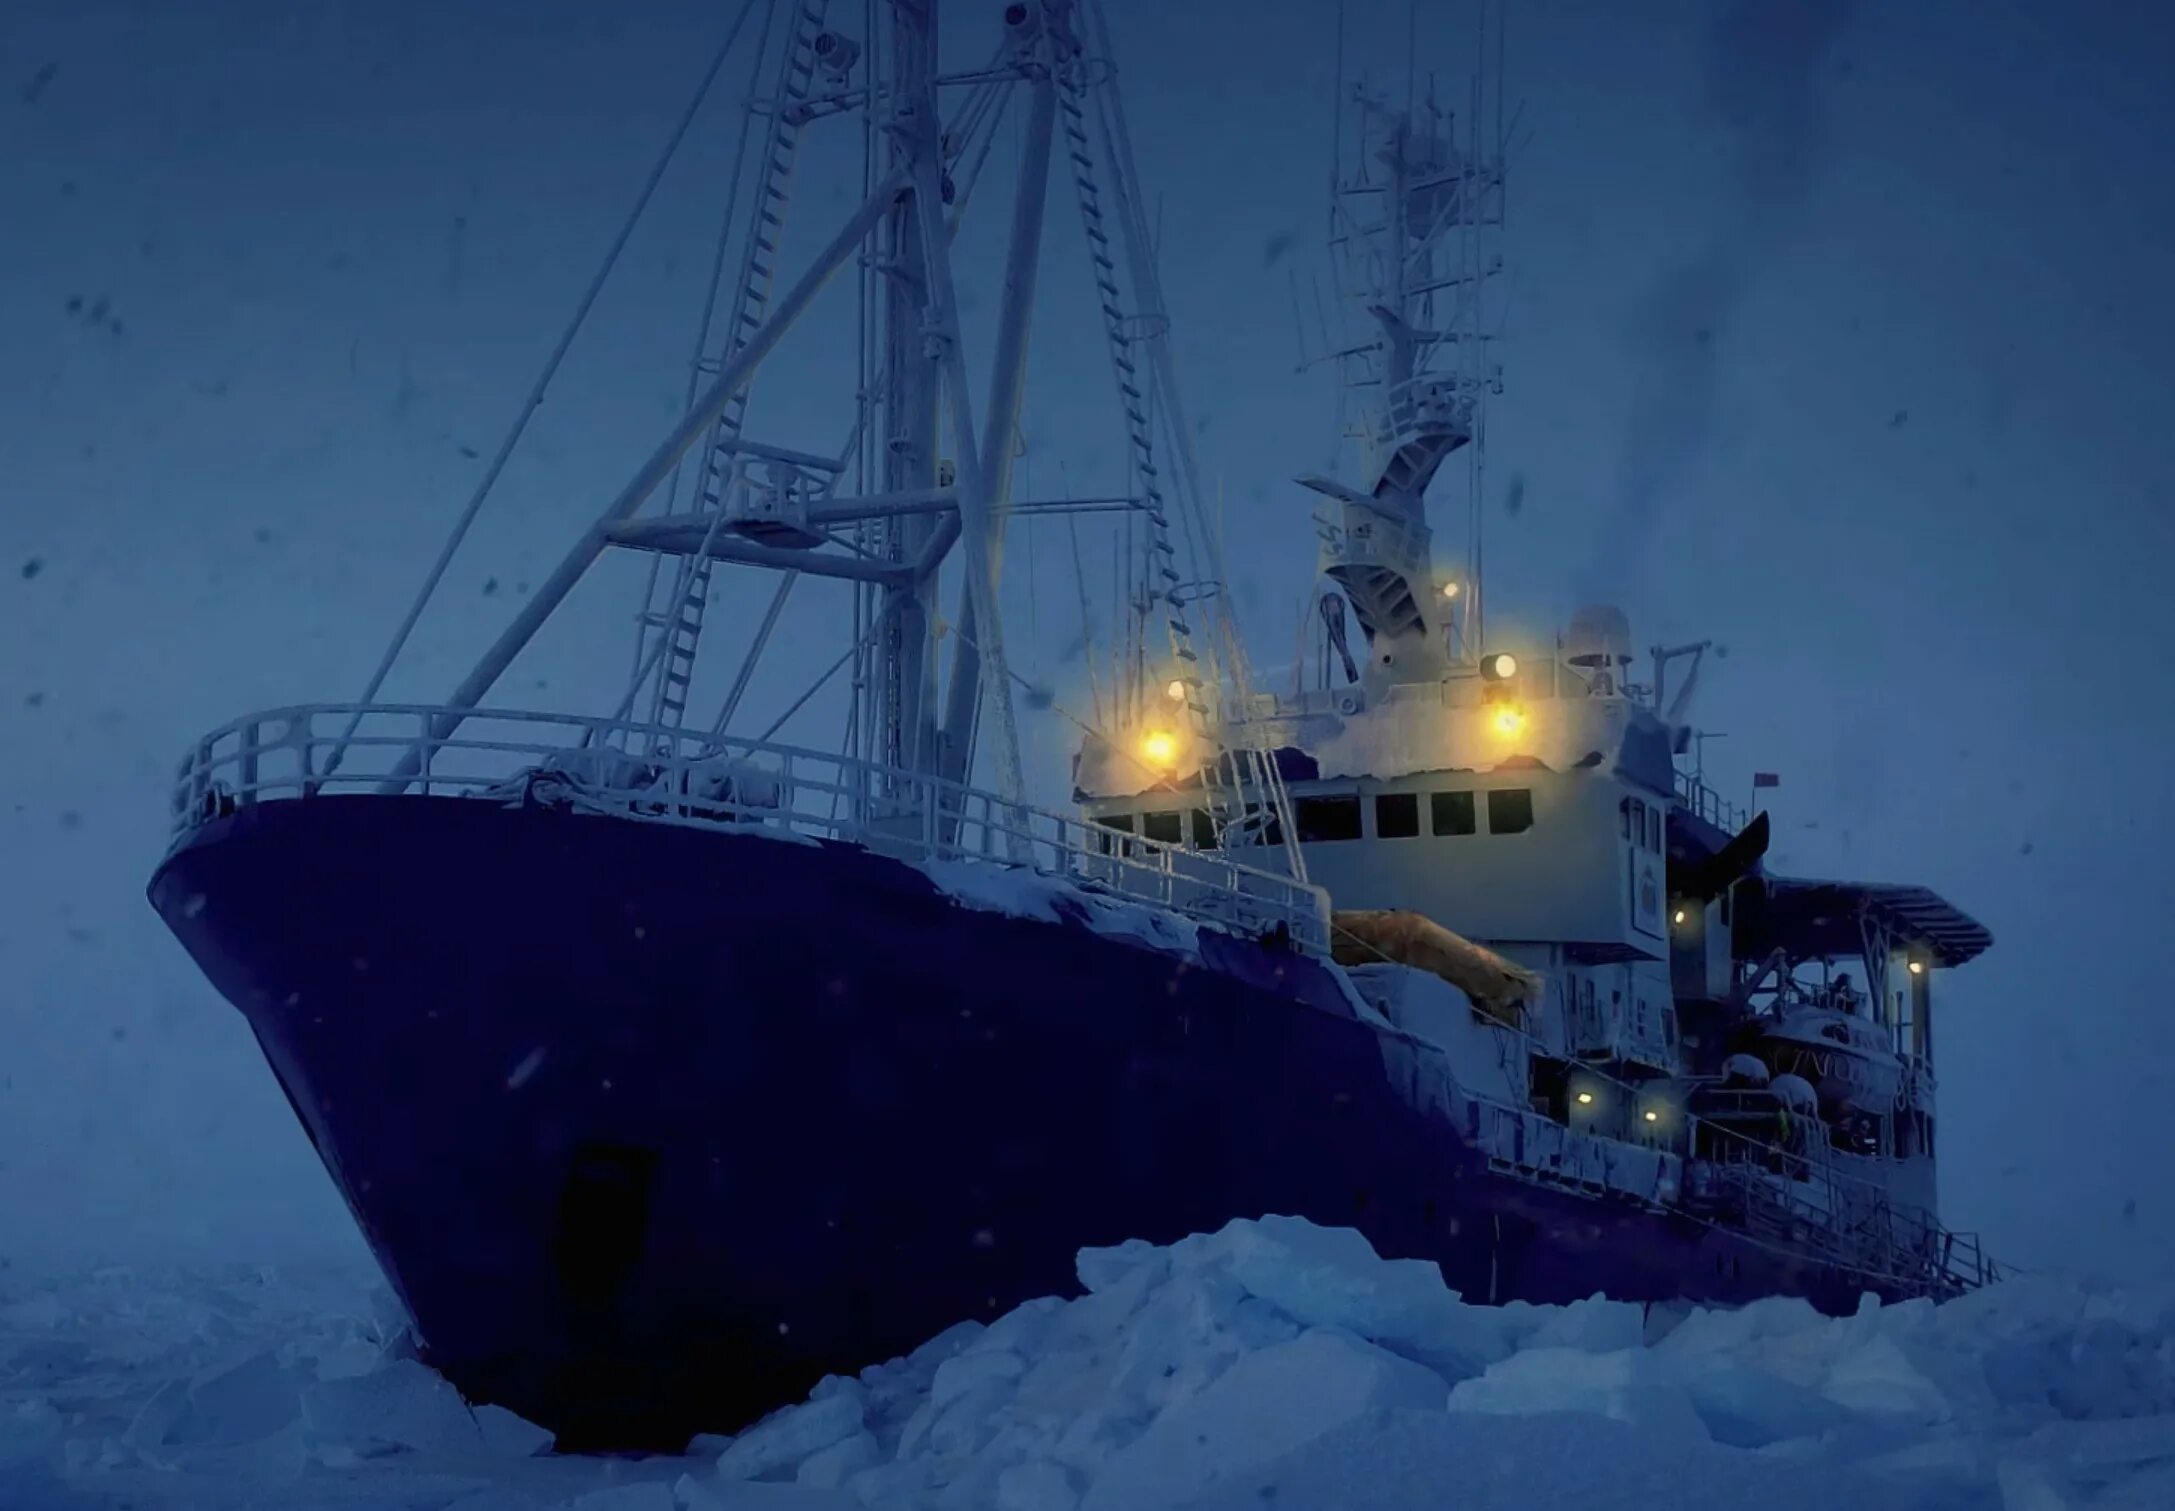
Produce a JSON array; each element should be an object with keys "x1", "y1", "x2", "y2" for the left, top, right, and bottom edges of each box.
[{"x1": 4, "y1": 1216, "x2": 2172, "y2": 1510}]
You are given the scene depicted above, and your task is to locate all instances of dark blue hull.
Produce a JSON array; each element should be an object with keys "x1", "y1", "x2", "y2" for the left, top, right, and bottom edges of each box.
[{"x1": 150, "y1": 795, "x2": 1888, "y2": 1449}]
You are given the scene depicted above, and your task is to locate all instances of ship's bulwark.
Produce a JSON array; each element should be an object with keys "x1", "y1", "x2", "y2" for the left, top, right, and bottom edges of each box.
[{"x1": 151, "y1": 795, "x2": 1877, "y2": 1451}]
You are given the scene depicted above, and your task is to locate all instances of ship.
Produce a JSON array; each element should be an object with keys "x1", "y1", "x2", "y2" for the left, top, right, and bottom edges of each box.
[{"x1": 149, "y1": 0, "x2": 1998, "y2": 1453}]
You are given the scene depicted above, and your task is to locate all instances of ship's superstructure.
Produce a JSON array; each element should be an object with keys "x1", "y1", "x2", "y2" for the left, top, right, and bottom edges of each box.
[
  {"x1": 149, "y1": 0, "x2": 1996, "y2": 1452},
  {"x1": 1074, "y1": 15, "x2": 1990, "y2": 1299}
]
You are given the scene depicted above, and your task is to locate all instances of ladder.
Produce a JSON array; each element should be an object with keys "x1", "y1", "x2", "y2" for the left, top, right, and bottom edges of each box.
[
  {"x1": 642, "y1": 0, "x2": 832, "y2": 733},
  {"x1": 1055, "y1": 60, "x2": 1252, "y2": 846}
]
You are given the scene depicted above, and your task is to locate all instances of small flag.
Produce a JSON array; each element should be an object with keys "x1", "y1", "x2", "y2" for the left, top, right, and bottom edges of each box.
[{"x1": 1752, "y1": 772, "x2": 1780, "y2": 789}]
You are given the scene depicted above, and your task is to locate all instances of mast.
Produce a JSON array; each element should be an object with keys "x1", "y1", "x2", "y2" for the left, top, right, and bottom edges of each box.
[
  {"x1": 1302, "y1": 0, "x2": 1505, "y2": 693},
  {"x1": 356, "y1": 0, "x2": 1284, "y2": 845},
  {"x1": 935, "y1": 32, "x2": 1059, "y2": 793},
  {"x1": 877, "y1": 0, "x2": 943, "y2": 794}
]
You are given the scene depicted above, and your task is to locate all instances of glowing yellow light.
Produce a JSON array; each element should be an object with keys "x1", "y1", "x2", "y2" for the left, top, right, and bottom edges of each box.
[
  {"x1": 1907, "y1": 960, "x2": 1924, "y2": 976},
  {"x1": 1141, "y1": 729, "x2": 1179, "y2": 767},
  {"x1": 1489, "y1": 705, "x2": 1526, "y2": 738},
  {"x1": 1441, "y1": 581, "x2": 1461, "y2": 600},
  {"x1": 1644, "y1": 1110, "x2": 1660, "y2": 1123},
  {"x1": 1575, "y1": 1091, "x2": 1595, "y2": 1106},
  {"x1": 1165, "y1": 678, "x2": 1187, "y2": 702},
  {"x1": 1673, "y1": 909, "x2": 1687, "y2": 925}
]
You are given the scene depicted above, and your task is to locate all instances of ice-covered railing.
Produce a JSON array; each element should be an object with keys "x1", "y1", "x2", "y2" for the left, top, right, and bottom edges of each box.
[
  {"x1": 1681, "y1": 1108, "x2": 2002, "y2": 1296},
  {"x1": 1360, "y1": 373, "x2": 1475, "y2": 458},
  {"x1": 169, "y1": 704, "x2": 1331, "y2": 954},
  {"x1": 1672, "y1": 766, "x2": 1747, "y2": 832},
  {"x1": 1457, "y1": 1081, "x2": 1998, "y2": 1300}
]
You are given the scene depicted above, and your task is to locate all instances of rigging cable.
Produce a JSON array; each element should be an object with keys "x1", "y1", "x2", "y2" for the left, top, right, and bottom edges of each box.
[
  {"x1": 324, "y1": 0, "x2": 765, "y2": 777},
  {"x1": 619, "y1": 0, "x2": 786, "y2": 708}
]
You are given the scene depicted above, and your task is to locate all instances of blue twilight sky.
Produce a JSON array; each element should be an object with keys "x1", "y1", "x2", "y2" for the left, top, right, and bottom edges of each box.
[{"x1": 2, "y1": 0, "x2": 2172, "y2": 1284}]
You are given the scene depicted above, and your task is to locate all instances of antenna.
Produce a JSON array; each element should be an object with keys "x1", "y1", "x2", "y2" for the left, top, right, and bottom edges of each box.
[{"x1": 1295, "y1": 0, "x2": 1508, "y2": 685}]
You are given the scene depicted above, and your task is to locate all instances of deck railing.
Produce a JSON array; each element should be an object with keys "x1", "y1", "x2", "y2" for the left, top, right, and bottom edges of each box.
[
  {"x1": 1672, "y1": 767, "x2": 1747, "y2": 833},
  {"x1": 1456, "y1": 1060, "x2": 2001, "y2": 1299},
  {"x1": 1681, "y1": 1109, "x2": 2002, "y2": 1295},
  {"x1": 170, "y1": 704, "x2": 1331, "y2": 955}
]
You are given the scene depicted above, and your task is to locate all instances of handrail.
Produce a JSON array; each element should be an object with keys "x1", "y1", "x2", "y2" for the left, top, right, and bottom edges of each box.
[
  {"x1": 1682, "y1": 1107, "x2": 1998, "y2": 1294},
  {"x1": 169, "y1": 703, "x2": 1331, "y2": 956},
  {"x1": 1458, "y1": 1074, "x2": 1994, "y2": 1296},
  {"x1": 1672, "y1": 766, "x2": 1747, "y2": 833},
  {"x1": 1337, "y1": 923, "x2": 1999, "y2": 1300}
]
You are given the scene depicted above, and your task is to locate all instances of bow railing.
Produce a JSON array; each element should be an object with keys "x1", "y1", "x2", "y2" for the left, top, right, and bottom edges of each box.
[{"x1": 170, "y1": 704, "x2": 1331, "y2": 954}]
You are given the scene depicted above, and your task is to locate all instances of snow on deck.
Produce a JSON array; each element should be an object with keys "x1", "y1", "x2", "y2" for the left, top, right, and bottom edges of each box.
[
  {"x1": 914, "y1": 857, "x2": 1201, "y2": 958},
  {"x1": 5, "y1": 1223, "x2": 2174, "y2": 1509}
]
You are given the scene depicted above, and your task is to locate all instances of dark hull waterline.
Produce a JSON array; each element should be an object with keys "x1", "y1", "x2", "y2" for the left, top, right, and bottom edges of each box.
[{"x1": 151, "y1": 795, "x2": 1896, "y2": 1450}]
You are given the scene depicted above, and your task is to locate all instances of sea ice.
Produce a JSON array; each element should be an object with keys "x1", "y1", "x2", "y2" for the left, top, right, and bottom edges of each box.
[
  {"x1": 299, "y1": 1356, "x2": 486, "y2": 1458},
  {"x1": 715, "y1": 1390, "x2": 865, "y2": 1481},
  {"x1": 1080, "y1": 1327, "x2": 1449, "y2": 1510},
  {"x1": 9, "y1": 1217, "x2": 2175, "y2": 1509}
]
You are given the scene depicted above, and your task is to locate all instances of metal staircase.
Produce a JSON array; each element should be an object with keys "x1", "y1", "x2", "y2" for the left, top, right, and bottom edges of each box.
[{"x1": 641, "y1": 0, "x2": 832, "y2": 733}]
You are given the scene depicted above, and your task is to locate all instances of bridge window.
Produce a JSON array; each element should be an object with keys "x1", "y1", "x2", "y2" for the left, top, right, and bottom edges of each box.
[
  {"x1": 1647, "y1": 805, "x2": 1662, "y2": 852},
  {"x1": 1189, "y1": 809, "x2": 1217, "y2": 849},
  {"x1": 1487, "y1": 787, "x2": 1534, "y2": 835},
  {"x1": 1375, "y1": 792, "x2": 1420, "y2": 839},
  {"x1": 1141, "y1": 810, "x2": 1182, "y2": 845},
  {"x1": 1431, "y1": 790, "x2": 1476, "y2": 837},
  {"x1": 1296, "y1": 794, "x2": 1363, "y2": 843}
]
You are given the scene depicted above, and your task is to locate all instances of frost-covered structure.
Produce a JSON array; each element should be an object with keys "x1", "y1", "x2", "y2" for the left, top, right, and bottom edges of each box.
[{"x1": 147, "y1": 0, "x2": 1996, "y2": 1455}]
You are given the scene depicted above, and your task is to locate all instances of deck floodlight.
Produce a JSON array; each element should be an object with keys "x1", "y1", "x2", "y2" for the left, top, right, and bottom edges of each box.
[{"x1": 1480, "y1": 651, "x2": 1517, "y2": 681}]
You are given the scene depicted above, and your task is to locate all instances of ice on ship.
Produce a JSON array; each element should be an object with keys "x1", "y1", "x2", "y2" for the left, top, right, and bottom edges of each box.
[{"x1": 149, "y1": 0, "x2": 1997, "y2": 1450}]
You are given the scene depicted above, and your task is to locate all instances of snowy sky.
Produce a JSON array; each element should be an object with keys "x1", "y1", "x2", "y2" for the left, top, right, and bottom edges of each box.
[{"x1": 2, "y1": 0, "x2": 2171, "y2": 1286}]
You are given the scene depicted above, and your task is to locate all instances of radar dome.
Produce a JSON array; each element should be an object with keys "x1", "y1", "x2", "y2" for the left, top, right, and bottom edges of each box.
[
  {"x1": 1721, "y1": 1053, "x2": 1771, "y2": 1088},
  {"x1": 1565, "y1": 604, "x2": 1633, "y2": 668},
  {"x1": 1770, "y1": 1073, "x2": 1819, "y2": 1114}
]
